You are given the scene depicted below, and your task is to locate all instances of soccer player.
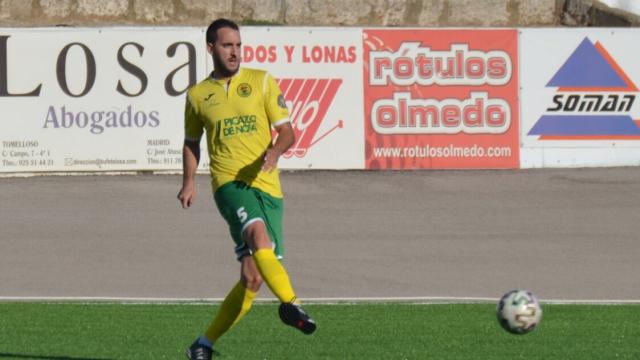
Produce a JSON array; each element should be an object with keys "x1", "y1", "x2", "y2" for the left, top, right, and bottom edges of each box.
[{"x1": 178, "y1": 18, "x2": 316, "y2": 360}]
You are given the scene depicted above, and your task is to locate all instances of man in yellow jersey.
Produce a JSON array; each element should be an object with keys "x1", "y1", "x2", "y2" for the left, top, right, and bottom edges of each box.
[{"x1": 178, "y1": 18, "x2": 316, "y2": 360}]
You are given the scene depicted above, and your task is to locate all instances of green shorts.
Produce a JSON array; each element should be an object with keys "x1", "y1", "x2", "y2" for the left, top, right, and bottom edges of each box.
[{"x1": 214, "y1": 181, "x2": 284, "y2": 260}]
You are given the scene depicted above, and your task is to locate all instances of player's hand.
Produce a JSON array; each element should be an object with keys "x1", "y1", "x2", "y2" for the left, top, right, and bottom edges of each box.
[
  {"x1": 177, "y1": 184, "x2": 196, "y2": 209},
  {"x1": 261, "y1": 148, "x2": 282, "y2": 173}
]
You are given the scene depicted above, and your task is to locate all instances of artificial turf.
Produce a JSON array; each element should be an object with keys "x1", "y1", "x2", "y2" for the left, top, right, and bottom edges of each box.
[{"x1": 0, "y1": 303, "x2": 638, "y2": 359}]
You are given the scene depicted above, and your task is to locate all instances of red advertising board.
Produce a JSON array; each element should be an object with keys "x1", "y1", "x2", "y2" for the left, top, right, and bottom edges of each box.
[{"x1": 363, "y1": 29, "x2": 520, "y2": 169}]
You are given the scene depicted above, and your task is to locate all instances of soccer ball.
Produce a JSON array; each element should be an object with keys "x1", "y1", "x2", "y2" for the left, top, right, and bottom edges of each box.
[{"x1": 496, "y1": 290, "x2": 542, "y2": 334}]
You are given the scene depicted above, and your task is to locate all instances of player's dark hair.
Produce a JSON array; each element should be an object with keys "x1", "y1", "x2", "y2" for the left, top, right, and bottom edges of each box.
[{"x1": 206, "y1": 18, "x2": 240, "y2": 44}]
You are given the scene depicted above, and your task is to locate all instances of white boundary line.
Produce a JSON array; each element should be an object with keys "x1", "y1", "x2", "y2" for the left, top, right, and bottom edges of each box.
[{"x1": 1, "y1": 296, "x2": 639, "y2": 305}]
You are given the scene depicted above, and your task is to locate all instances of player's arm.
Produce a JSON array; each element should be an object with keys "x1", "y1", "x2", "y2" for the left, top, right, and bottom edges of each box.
[
  {"x1": 178, "y1": 139, "x2": 200, "y2": 209},
  {"x1": 262, "y1": 122, "x2": 294, "y2": 173},
  {"x1": 178, "y1": 92, "x2": 203, "y2": 209},
  {"x1": 262, "y1": 72, "x2": 294, "y2": 172}
]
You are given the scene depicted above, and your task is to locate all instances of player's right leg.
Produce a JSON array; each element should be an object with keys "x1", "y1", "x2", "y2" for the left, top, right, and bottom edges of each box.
[
  {"x1": 204, "y1": 255, "x2": 262, "y2": 340},
  {"x1": 186, "y1": 340, "x2": 220, "y2": 360},
  {"x1": 186, "y1": 258, "x2": 260, "y2": 359}
]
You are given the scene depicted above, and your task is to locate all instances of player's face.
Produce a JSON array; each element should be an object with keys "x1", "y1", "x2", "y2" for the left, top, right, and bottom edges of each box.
[{"x1": 208, "y1": 27, "x2": 241, "y2": 78}]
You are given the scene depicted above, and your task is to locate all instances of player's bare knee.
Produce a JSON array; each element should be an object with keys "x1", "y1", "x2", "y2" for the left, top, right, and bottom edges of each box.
[
  {"x1": 243, "y1": 221, "x2": 272, "y2": 250},
  {"x1": 240, "y1": 254, "x2": 263, "y2": 291},
  {"x1": 242, "y1": 273, "x2": 263, "y2": 292}
]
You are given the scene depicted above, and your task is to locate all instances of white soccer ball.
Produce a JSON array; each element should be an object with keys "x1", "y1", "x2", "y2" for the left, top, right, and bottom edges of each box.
[{"x1": 496, "y1": 289, "x2": 542, "y2": 334}]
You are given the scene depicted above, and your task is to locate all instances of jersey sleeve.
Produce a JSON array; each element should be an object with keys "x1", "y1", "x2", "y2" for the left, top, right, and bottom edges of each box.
[
  {"x1": 184, "y1": 91, "x2": 204, "y2": 141},
  {"x1": 263, "y1": 73, "x2": 290, "y2": 127}
]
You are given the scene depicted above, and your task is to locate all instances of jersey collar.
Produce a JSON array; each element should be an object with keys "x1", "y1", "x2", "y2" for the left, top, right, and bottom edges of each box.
[{"x1": 210, "y1": 67, "x2": 243, "y2": 83}]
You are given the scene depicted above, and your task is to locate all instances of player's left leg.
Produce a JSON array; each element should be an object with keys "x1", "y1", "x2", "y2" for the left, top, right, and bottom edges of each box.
[
  {"x1": 244, "y1": 221, "x2": 316, "y2": 335},
  {"x1": 244, "y1": 222, "x2": 297, "y2": 304}
]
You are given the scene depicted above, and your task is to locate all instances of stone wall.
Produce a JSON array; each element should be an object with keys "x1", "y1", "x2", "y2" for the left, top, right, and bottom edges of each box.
[
  {"x1": 0, "y1": 0, "x2": 559, "y2": 27},
  {"x1": 0, "y1": 0, "x2": 637, "y2": 27},
  {"x1": 562, "y1": 0, "x2": 640, "y2": 26}
]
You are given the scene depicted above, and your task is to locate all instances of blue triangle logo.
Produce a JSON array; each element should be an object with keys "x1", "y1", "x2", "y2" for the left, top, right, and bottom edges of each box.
[{"x1": 546, "y1": 37, "x2": 627, "y2": 88}]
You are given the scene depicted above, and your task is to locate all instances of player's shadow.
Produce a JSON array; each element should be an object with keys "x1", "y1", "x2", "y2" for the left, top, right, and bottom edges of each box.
[
  {"x1": 235, "y1": 155, "x2": 263, "y2": 184},
  {"x1": 0, "y1": 353, "x2": 113, "y2": 360}
]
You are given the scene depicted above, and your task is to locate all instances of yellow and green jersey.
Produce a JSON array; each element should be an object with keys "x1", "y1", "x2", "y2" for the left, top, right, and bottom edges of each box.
[{"x1": 184, "y1": 67, "x2": 290, "y2": 198}]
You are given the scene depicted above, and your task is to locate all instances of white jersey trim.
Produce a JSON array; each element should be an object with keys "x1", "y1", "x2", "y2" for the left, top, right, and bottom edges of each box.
[
  {"x1": 263, "y1": 72, "x2": 268, "y2": 94},
  {"x1": 240, "y1": 217, "x2": 265, "y2": 235},
  {"x1": 272, "y1": 117, "x2": 291, "y2": 127}
]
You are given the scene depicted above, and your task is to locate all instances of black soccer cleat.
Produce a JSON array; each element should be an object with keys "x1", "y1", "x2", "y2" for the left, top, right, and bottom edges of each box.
[
  {"x1": 279, "y1": 302, "x2": 317, "y2": 335},
  {"x1": 185, "y1": 339, "x2": 220, "y2": 360}
]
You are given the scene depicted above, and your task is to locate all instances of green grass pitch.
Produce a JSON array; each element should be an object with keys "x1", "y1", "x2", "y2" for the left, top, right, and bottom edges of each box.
[{"x1": 0, "y1": 302, "x2": 638, "y2": 359}]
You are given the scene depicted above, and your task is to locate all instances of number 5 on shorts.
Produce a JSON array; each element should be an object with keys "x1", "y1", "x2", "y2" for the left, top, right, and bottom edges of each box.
[{"x1": 237, "y1": 207, "x2": 248, "y2": 223}]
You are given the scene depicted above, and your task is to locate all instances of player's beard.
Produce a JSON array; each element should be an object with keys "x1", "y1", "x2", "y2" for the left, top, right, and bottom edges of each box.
[{"x1": 213, "y1": 53, "x2": 239, "y2": 78}]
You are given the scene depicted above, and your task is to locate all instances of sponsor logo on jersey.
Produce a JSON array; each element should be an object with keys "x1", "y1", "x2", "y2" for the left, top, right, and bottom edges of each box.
[
  {"x1": 222, "y1": 114, "x2": 258, "y2": 137},
  {"x1": 528, "y1": 37, "x2": 640, "y2": 140}
]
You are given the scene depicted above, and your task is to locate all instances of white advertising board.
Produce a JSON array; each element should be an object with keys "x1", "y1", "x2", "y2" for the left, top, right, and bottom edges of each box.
[
  {"x1": 520, "y1": 28, "x2": 640, "y2": 168},
  {"x1": 5, "y1": 27, "x2": 640, "y2": 173},
  {"x1": 241, "y1": 27, "x2": 364, "y2": 169},
  {"x1": 0, "y1": 26, "x2": 364, "y2": 173},
  {"x1": 0, "y1": 27, "x2": 206, "y2": 173}
]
